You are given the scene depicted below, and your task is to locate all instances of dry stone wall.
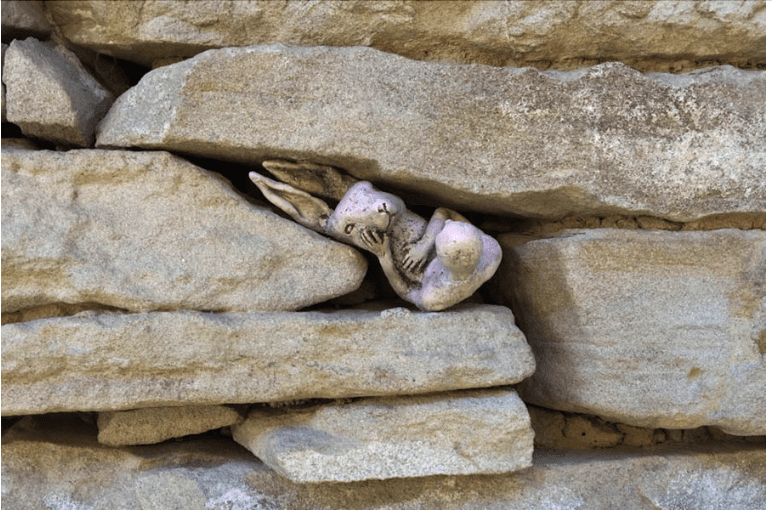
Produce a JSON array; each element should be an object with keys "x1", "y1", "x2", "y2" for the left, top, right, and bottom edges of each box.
[{"x1": 1, "y1": 0, "x2": 765, "y2": 509}]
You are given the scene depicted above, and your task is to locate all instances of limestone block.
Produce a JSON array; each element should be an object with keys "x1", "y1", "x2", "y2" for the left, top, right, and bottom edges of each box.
[
  {"x1": 46, "y1": 1, "x2": 765, "y2": 70},
  {"x1": 495, "y1": 229, "x2": 765, "y2": 435},
  {"x1": 1, "y1": 0, "x2": 51, "y2": 40},
  {"x1": 1, "y1": 148, "x2": 366, "y2": 313},
  {"x1": 96, "y1": 45, "x2": 765, "y2": 221},
  {"x1": 1, "y1": 305, "x2": 534, "y2": 415},
  {"x1": 3, "y1": 38, "x2": 114, "y2": 146},
  {"x1": 232, "y1": 389, "x2": 533, "y2": 482},
  {"x1": 2, "y1": 414, "x2": 765, "y2": 509},
  {"x1": 97, "y1": 405, "x2": 243, "y2": 446}
]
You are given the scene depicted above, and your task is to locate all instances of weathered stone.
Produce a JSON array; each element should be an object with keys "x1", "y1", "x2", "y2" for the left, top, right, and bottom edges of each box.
[
  {"x1": 96, "y1": 45, "x2": 765, "y2": 221},
  {"x1": 1, "y1": 0, "x2": 51, "y2": 41},
  {"x1": 4, "y1": 38, "x2": 114, "y2": 146},
  {"x1": 2, "y1": 414, "x2": 765, "y2": 509},
  {"x1": 97, "y1": 405, "x2": 243, "y2": 446},
  {"x1": 1, "y1": 148, "x2": 366, "y2": 314},
  {"x1": 1, "y1": 305, "x2": 534, "y2": 415},
  {"x1": 46, "y1": 1, "x2": 765, "y2": 71},
  {"x1": 494, "y1": 229, "x2": 765, "y2": 435},
  {"x1": 232, "y1": 389, "x2": 533, "y2": 482}
]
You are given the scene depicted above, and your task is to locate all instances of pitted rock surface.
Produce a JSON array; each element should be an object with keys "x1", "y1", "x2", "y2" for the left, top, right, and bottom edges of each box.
[
  {"x1": 1, "y1": 147, "x2": 367, "y2": 314},
  {"x1": 495, "y1": 228, "x2": 765, "y2": 436},
  {"x1": 1, "y1": 305, "x2": 534, "y2": 415},
  {"x1": 96, "y1": 45, "x2": 764, "y2": 221}
]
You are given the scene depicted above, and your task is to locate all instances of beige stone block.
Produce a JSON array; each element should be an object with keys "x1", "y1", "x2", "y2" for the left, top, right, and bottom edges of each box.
[
  {"x1": 46, "y1": 1, "x2": 764, "y2": 70},
  {"x1": 495, "y1": 229, "x2": 765, "y2": 435},
  {"x1": 1, "y1": 305, "x2": 534, "y2": 415},
  {"x1": 96, "y1": 45, "x2": 764, "y2": 221},
  {"x1": 1, "y1": 414, "x2": 765, "y2": 509},
  {"x1": 97, "y1": 405, "x2": 243, "y2": 446},
  {"x1": 1, "y1": 148, "x2": 366, "y2": 313},
  {"x1": 4, "y1": 38, "x2": 114, "y2": 146},
  {"x1": 232, "y1": 389, "x2": 534, "y2": 482}
]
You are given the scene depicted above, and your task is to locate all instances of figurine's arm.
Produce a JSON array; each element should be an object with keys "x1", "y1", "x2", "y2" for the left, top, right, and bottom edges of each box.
[
  {"x1": 402, "y1": 208, "x2": 470, "y2": 272},
  {"x1": 360, "y1": 228, "x2": 415, "y2": 300}
]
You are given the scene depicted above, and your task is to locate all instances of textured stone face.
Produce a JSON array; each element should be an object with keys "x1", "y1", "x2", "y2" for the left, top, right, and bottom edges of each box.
[
  {"x1": 96, "y1": 45, "x2": 765, "y2": 221},
  {"x1": 97, "y1": 405, "x2": 243, "y2": 446},
  {"x1": 1, "y1": 147, "x2": 366, "y2": 313},
  {"x1": 1, "y1": 305, "x2": 534, "y2": 415},
  {"x1": 3, "y1": 38, "x2": 114, "y2": 146},
  {"x1": 1, "y1": 0, "x2": 51, "y2": 40},
  {"x1": 1, "y1": 414, "x2": 765, "y2": 509},
  {"x1": 232, "y1": 389, "x2": 533, "y2": 482},
  {"x1": 46, "y1": 1, "x2": 765, "y2": 70},
  {"x1": 494, "y1": 229, "x2": 765, "y2": 435}
]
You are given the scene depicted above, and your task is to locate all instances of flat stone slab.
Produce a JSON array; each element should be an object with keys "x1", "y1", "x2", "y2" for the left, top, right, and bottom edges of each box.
[
  {"x1": 47, "y1": 1, "x2": 765, "y2": 70},
  {"x1": 96, "y1": 45, "x2": 765, "y2": 221},
  {"x1": 1, "y1": 148, "x2": 366, "y2": 314},
  {"x1": 4, "y1": 37, "x2": 114, "y2": 146},
  {"x1": 97, "y1": 405, "x2": 243, "y2": 446},
  {"x1": 232, "y1": 389, "x2": 533, "y2": 482},
  {"x1": 1, "y1": 414, "x2": 765, "y2": 509},
  {"x1": 1, "y1": 305, "x2": 535, "y2": 415},
  {"x1": 493, "y1": 229, "x2": 765, "y2": 435}
]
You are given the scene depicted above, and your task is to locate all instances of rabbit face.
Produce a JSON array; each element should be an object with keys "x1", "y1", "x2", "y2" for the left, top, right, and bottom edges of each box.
[{"x1": 327, "y1": 181, "x2": 406, "y2": 249}]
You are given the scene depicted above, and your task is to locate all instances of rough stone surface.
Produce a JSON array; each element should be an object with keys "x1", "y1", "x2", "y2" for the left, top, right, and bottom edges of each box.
[
  {"x1": 3, "y1": 38, "x2": 114, "y2": 146},
  {"x1": 494, "y1": 229, "x2": 765, "y2": 435},
  {"x1": 46, "y1": 1, "x2": 765, "y2": 70},
  {"x1": 1, "y1": 305, "x2": 534, "y2": 415},
  {"x1": 1, "y1": 414, "x2": 765, "y2": 509},
  {"x1": 232, "y1": 389, "x2": 533, "y2": 482},
  {"x1": 97, "y1": 405, "x2": 243, "y2": 446},
  {"x1": 96, "y1": 45, "x2": 765, "y2": 221},
  {"x1": 1, "y1": 148, "x2": 366, "y2": 314},
  {"x1": 1, "y1": 0, "x2": 51, "y2": 41}
]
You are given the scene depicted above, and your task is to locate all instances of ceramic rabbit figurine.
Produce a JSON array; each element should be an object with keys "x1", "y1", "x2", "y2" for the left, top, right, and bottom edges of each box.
[{"x1": 250, "y1": 160, "x2": 501, "y2": 312}]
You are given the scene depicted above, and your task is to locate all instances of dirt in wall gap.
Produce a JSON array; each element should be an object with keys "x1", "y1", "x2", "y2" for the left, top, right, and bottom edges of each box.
[
  {"x1": 0, "y1": 302, "x2": 238, "y2": 326},
  {"x1": 527, "y1": 403, "x2": 765, "y2": 451}
]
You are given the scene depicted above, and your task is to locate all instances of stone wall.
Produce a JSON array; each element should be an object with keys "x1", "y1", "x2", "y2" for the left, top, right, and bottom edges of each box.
[{"x1": 1, "y1": 1, "x2": 765, "y2": 509}]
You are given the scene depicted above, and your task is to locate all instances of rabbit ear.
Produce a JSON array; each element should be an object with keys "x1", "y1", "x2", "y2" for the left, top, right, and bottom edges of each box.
[
  {"x1": 249, "y1": 171, "x2": 332, "y2": 233},
  {"x1": 262, "y1": 160, "x2": 357, "y2": 201}
]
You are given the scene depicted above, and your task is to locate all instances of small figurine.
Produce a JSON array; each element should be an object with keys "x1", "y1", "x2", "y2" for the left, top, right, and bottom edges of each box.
[{"x1": 250, "y1": 160, "x2": 501, "y2": 312}]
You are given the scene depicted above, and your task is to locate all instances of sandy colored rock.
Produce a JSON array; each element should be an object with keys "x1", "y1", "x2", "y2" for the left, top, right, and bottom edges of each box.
[
  {"x1": 3, "y1": 38, "x2": 114, "y2": 146},
  {"x1": 1, "y1": 305, "x2": 534, "y2": 415},
  {"x1": 97, "y1": 405, "x2": 243, "y2": 446},
  {"x1": 1, "y1": 148, "x2": 366, "y2": 314},
  {"x1": 232, "y1": 389, "x2": 533, "y2": 482},
  {"x1": 96, "y1": 45, "x2": 764, "y2": 221},
  {"x1": 1, "y1": 0, "x2": 51, "y2": 40},
  {"x1": 2, "y1": 414, "x2": 765, "y2": 509},
  {"x1": 494, "y1": 229, "x2": 765, "y2": 435},
  {"x1": 46, "y1": 1, "x2": 764, "y2": 70}
]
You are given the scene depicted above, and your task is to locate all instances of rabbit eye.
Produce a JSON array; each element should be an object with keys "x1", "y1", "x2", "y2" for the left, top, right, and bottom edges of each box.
[{"x1": 344, "y1": 223, "x2": 356, "y2": 234}]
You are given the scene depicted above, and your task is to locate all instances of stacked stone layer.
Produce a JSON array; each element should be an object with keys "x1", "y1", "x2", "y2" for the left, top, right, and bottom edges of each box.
[
  {"x1": 2, "y1": 306, "x2": 534, "y2": 415},
  {"x1": 2, "y1": 414, "x2": 764, "y2": 509},
  {"x1": 494, "y1": 229, "x2": 765, "y2": 436},
  {"x1": 0, "y1": 0, "x2": 765, "y2": 507},
  {"x1": 46, "y1": 1, "x2": 765, "y2": 70},
  {"x1": 95, "y1": 45, "x2": 765, "y2": 221}
]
